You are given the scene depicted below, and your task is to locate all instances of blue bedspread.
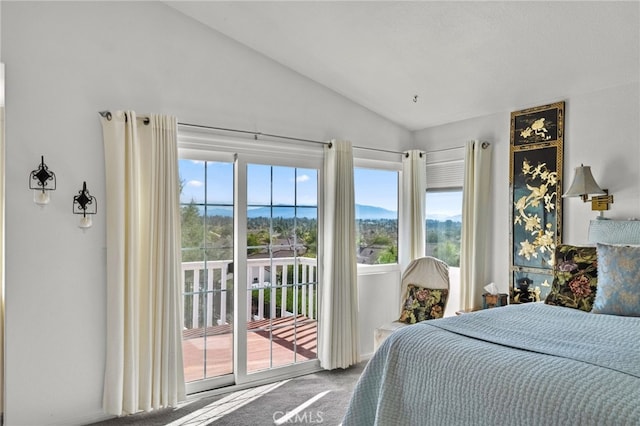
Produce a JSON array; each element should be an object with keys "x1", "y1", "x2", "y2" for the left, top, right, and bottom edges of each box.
[{"x1": 343, "y1": 303, "x2": 640, "y2": 425}]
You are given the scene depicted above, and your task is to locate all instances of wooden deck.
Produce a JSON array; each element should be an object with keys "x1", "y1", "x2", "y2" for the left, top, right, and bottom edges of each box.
[{"x1": 182, "y1": 315, "x2": 317, "y2": 383}]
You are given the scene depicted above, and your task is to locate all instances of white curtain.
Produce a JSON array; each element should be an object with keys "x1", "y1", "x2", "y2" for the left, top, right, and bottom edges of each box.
[
  {"x1": 100, "y1": 111, "x2": 185, "y2": 415},
  {"x1": 319, "y1": 140, "x2": 359, "y2": 369},
  {"x1": 400, "y1": 150, "x2": 426, "y2": 270},
  {"x1": 460, "y1": 140, "x2": 492, "y2": 311}
]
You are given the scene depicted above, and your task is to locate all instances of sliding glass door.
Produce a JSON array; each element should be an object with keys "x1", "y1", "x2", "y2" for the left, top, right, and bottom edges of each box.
[{"x1": 179, "y1": 149, "x2": 320, "y2": 393}]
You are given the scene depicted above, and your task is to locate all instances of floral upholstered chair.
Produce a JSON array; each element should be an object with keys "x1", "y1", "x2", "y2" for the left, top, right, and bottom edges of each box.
[{"x1": 373, "y1": 256, "x2": 450, "y2": 351}]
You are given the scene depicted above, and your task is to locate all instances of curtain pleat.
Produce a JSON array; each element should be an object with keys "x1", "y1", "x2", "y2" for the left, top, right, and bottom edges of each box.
[
  {"x1": 101, "y1": 111, "x2": 185, "y2": 416},
  {"x1": 460, "y1": 140, "x2": 493, "y2": 311},
  {"x1": 400, "y1": 150, "x2": 426, "y2": 269},
  {"x1": 319, "y1": 140, "x2": 359, "y2": 369}
]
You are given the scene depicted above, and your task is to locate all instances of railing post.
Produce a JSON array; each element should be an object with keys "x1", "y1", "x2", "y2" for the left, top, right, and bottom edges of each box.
[
  {"x1": 182, "y1": 263, "x2": 189, "y2": 329},
  {"x1": 220, "y1": 265, "x2": 228, "y2": 325},
  {"x1": 271, "y1": 265, "x2": 277, "y2": 319},
  {"x1": 258, "y1": 266, "x2": 265, "y2": 320},
  {"x1": 294, "y1": 264, "x2": 299, "y2": 318},
  {"x1": 247, "y1": 267, "x2": 254, "y2": 322},
  {"x1": 313, "y1": 263, "x2": 318, "y2": 319},
  {"x1": 207, "y1": 265, "x2": 214, "y2": 328},
  {"x1": 301, "y1": 263, "x2": 308, "y2": 317},
  {"x1": 281, "y1": 264, "x2": 288, "y2": 317},
  {"x1": 308, "y1": 263, "x2": 315, "y2": 320},
  {"x1": 192, "y1": 269, "x2": 200, "y2": 328}
]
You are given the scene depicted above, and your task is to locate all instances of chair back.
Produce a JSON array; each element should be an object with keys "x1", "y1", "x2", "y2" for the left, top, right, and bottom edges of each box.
[{"x1": 400, "y1": 256, "x2": 450, "y2": 308}]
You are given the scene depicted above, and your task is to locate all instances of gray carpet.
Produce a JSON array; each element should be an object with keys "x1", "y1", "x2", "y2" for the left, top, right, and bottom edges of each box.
[{"x1": 89, "y1": 361, "x2": 367, "y2": 426}]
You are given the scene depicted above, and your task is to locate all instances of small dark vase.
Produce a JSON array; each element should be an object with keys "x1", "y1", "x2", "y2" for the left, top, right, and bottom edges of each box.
[{"x1": 517, "y1": 278, "x2": 533, "y2": 303}]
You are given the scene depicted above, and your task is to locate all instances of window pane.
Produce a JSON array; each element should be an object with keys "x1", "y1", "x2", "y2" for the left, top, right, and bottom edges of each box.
[
  {"x1": 247, "y1": 164, "x2": 271, "y2": 205},
  {"x1": 425, "y1": 190, "x2": 462, "y2": 267},
  {"x1": 180, "y1": 159, "x2": 205, "y2": 204},
  {"x1": 206, "y1": 162, "x2": 233, "y2": 205},
  {"x1": 271, "y1": 166, "x2": 295, "y2": 206},
  {"x1": 296, "y1": 168, "x2": 318, "y2": 207},
  {"x1": 354, "y1": 168, "x2": 398, "y2": 264}
]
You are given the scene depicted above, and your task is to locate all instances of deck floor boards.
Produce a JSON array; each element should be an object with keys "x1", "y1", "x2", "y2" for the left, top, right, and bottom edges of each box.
[{"x1": 182, "y1": 316, "x2": 317, "y2": 382}]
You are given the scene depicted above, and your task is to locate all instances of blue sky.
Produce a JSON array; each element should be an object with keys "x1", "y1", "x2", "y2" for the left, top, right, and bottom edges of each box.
[
  {"x1": 426, "y1": 191, "x2": 463, "y2": 219},
  {"x1": 353, "y1": 168, "x2": 397, "y2": 211},
  {"x1": 179, "y1": 160, "x2": 318, "y2": 207},
  {"x1": 179, "y1": 160, "x2": 461, "y2": 218}
]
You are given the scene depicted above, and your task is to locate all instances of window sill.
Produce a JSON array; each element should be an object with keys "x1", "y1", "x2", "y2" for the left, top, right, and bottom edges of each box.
[{"x1": 357, "y1": 263, "x2": 401, "y2": 276}]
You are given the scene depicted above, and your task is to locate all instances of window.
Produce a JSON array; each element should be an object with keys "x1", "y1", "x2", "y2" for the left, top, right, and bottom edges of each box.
[
  {"x1": 425, "y1": 148, "x2": 464, "y2": 267},
  {"x1": 354, "y1": 168, "x2": 399, "y2": 265},
  {"x1": 425, "y1": 190, "x2": 462, "y2": 267}
]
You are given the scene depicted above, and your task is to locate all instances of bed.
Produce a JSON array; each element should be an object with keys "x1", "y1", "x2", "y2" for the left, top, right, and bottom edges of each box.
[{"x1": 343, "y1": 221, "x2": 640, "y2": 425}]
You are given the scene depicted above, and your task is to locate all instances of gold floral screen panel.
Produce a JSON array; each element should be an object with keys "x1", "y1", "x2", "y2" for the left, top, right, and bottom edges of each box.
[{"x1": 509, "y1": 101, "x2": 564, "y2": 303}]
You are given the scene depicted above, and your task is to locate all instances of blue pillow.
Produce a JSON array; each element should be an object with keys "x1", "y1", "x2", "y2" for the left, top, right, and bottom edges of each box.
[{"x1": 592, "y1": 243, "x2": 640, "y2": 316}]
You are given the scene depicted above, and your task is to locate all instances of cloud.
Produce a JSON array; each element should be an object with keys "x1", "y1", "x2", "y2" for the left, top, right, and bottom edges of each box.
[
  {"x1": 296, "y1": 174, "x2": 310, "y2": 183},
  {"x1": 187, "y1": 180, "x2": 204, "y2": 187}
]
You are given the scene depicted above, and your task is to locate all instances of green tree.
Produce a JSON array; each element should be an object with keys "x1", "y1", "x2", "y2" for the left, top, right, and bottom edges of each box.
[
  {"x1": 181, "y1": 203, "x2": 204, "y2": 262},
  {"x1": 377, "y1": 244, "x2": 398, "y2": 264}
]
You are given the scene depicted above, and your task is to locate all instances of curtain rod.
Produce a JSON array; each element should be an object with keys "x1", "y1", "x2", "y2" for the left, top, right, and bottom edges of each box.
[
  {"x1": 426, "y1": 145, "x2": 464, "y2": 154},
  {"x1": 177, "y1": 121, "x2": 406, "y2": 156},
  {"x1": 99, "y1": 111, "x2": 411, "y2": 156},
  {"x1": 425, "y1": 142, "x2": 490, "y2": 155}
]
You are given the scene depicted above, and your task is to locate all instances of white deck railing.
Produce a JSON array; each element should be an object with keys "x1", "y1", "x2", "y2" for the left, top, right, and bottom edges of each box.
[{"x1": 181, "y1": 257, "x2": 317, "y2": 329}]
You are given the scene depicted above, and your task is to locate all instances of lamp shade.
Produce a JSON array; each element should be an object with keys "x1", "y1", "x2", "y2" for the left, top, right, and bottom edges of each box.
[{"x1": 562, "y1": 165, "x2": 606, "y2": 198}]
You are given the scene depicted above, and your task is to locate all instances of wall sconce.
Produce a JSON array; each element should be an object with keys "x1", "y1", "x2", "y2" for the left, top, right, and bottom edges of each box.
[
  {"x1": 73, "y1": 181, "x2": 97, "y2": 230},
  {"x1": 29, "y1": 155, "x2": 56, "y2": 206},
  {"x1": 562, "y1": 164, "x2": 614, "y2": 218}
]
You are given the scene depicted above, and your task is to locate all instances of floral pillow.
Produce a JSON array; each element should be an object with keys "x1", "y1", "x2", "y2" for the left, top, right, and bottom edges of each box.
[
  {"x1": 592, "y1": 243, "x2": 640, "y2": 316},
  {"x1": 398, "y1": 284, "x2": 448, "y2": 324},
  {"x1": 545, "y1": 244, "x2": 598, "y2": 312}
]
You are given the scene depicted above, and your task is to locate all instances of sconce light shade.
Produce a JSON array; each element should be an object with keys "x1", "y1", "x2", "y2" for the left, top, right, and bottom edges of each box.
[
  {"x1": 29, "y1": 155, "x2": 56, "y2": 206},
  {"x1": 73, "y1": 181, "x2": 97, "y2": 229},
  {"x1": 562, "y1": 165, "x2": 606, "y2": 200}
]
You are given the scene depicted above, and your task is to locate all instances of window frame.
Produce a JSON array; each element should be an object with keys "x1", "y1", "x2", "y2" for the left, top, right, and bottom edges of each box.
[{"x1": 353, "y1": 157, "x2": 402, "y2": 275}]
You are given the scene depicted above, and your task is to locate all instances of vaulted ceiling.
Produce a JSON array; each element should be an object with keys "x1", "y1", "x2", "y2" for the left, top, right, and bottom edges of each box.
[{"x1": 165, "y1": 1, "x2": 639, "y2": 131}]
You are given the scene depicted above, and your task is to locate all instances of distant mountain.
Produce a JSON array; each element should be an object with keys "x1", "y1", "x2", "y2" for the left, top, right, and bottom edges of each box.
[
  {"x1": 189, "y1": 204, "x2": 460, "y2": 222},
  {"x1": 355, "y1": 204, "x2": 397, "y2": 220},
  {"x1": 247, "y1": 206, "x2": 317, "y2": 219},
  {"x1": 193, "y1": 205, "x2": 317, "y2": 219},
  {"x1": 198, "y1": 207, "x2": 234, "y2": 217},
  {"x1": 426, "y1": 214, "x2": 462, "y2": 223}
]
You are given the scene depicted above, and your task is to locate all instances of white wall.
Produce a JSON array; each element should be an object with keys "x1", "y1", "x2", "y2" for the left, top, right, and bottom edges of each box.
[
  {"x1": 414, "y1": 82, "x2": 640, "y2": 295},
  {"x1": 1, "y1": 2, "x2": 410, "y2": 425}
]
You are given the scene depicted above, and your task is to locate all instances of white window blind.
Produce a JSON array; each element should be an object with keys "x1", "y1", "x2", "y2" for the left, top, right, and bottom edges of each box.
[{"x1": 425, "y1": 147, "x2": 465, "y2": 190}]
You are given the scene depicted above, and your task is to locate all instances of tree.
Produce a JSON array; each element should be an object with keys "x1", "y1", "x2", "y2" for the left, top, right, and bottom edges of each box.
[
  {"x1": 377, "y1": 244, "x2": 398, "y2": 264},
  {"x1": 181, "y1": 203, "x2": 204, "y2": 262}
]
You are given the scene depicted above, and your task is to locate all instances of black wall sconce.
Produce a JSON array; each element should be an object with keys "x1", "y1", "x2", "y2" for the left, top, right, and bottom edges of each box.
[
  {"x1": 29, "y1": 155, "x2": 56, "y2": 206},
  {"x1": 73, "y1": 181, "x2": 97, "y2": 230}
]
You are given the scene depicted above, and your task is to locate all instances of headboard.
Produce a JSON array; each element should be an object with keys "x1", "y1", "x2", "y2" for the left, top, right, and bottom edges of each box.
[{"x1": 588, "y1": 220, "x2": 640, "y2": 244}]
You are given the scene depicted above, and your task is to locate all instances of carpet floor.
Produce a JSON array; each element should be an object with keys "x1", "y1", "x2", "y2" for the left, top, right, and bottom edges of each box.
[{"x1": 89, "y1": 361, "x2": 367, "y2": 426}]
